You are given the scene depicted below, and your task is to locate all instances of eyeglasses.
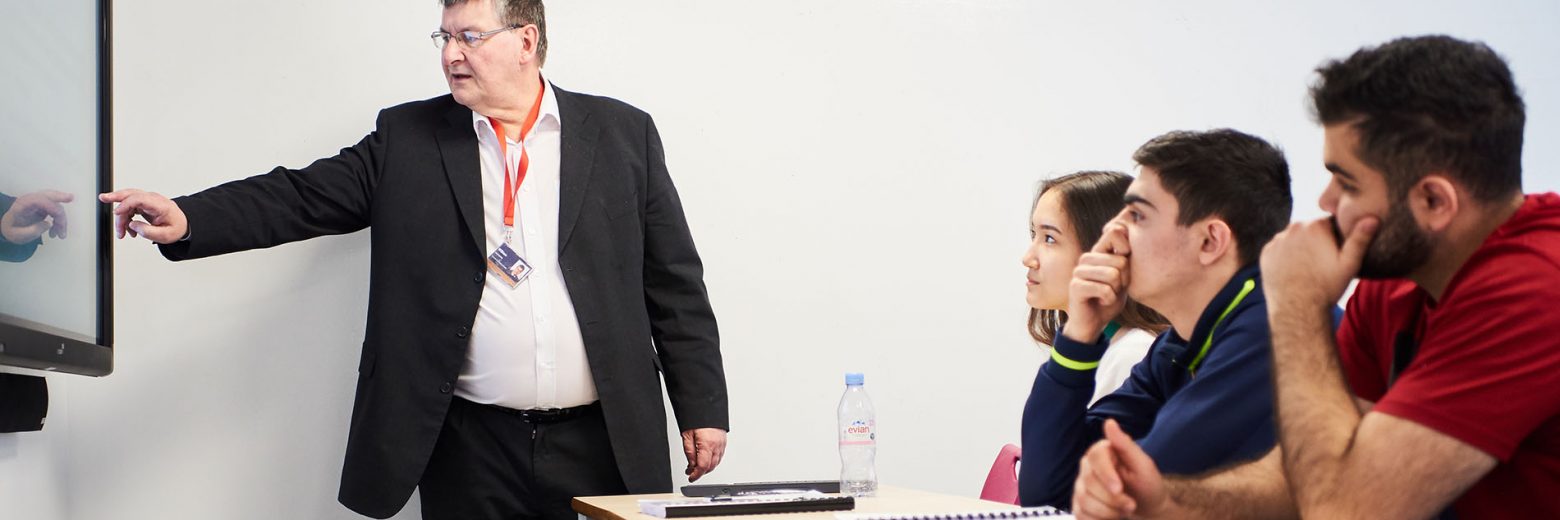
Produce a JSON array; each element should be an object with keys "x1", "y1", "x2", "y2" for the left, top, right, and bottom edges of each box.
[{"x1": 430, "y1": 25, "x2": 523, "y2": 50}]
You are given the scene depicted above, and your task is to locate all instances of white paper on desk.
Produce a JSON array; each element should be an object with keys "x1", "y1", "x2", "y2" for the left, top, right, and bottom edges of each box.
[{"x1": 638, "y1": 491, "x2": 827, "y2": 518}]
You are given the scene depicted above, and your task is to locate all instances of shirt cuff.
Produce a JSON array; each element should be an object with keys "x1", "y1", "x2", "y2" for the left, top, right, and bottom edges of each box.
[{"x1": 1043, "y1": 326, "x2": 1111, "y2": 387}]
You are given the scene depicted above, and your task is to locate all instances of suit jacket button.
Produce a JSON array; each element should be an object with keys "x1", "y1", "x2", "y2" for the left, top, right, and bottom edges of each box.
[
  {"x1": 439, "y1": 382, "x2": 452, "y2": 394},
  {"x1": 456, "y1": 326, "x2": 469, "y2": 338},
  {"x1": 473, "y1": 272, "x2": 483, "y2": 283}
]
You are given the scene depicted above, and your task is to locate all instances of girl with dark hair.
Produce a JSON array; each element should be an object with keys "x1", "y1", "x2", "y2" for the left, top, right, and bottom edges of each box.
[{"x1": 1021, "y1": 171, "x2": 1167, "y2": 403}]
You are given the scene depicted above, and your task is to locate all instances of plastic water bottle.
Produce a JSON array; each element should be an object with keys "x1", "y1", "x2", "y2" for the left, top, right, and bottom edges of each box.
[{"x1": 838, "y1": 372, "x2": 878, "y2": 497}]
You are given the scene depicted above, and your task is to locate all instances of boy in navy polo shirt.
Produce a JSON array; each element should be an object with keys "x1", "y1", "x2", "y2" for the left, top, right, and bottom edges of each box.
[{"x1": 1019, "y1": 128, "x2": 1294, "y2": 509}]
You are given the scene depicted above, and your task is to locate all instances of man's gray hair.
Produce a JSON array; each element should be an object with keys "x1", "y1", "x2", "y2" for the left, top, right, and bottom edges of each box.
[{"x1": 440, "y1": 0, "x2": 548, "y2": 64}]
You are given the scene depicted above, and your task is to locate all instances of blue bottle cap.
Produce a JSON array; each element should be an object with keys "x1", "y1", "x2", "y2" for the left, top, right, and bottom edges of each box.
[{"x1": 845, "y1": 373, "x2": 864, "y2": 386}]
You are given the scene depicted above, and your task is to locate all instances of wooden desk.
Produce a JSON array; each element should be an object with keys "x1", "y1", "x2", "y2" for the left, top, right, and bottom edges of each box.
[{"x1": 574, "y1": 485, "x2": 1020, "y2": 520}]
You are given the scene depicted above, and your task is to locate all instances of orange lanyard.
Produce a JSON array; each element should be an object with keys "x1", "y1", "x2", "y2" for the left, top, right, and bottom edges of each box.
[{"x1": 489, "y1": 83, "x2": 546, "y2": 239}]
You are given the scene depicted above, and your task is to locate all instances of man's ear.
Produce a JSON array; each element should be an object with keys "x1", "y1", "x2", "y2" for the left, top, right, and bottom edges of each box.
[
  {"x1": 1198, "y1": 219, "x2": 1235, "y2": 267},
  {"x1": 1409, "y1": 174, "x2": 1460, "y2": 234},
  {"x1": 521, "y1": 25, "x2": 543, "y2": 65}
]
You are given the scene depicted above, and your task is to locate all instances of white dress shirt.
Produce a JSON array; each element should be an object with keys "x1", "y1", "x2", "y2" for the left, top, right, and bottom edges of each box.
[{"x1": 456, "y1": 80, "x2": 598, "y2": 410}]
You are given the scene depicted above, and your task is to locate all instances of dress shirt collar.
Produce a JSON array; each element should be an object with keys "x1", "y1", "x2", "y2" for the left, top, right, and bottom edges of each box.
[{"x1": 471, "y1": 76, "x2": 561, "y2": 141}]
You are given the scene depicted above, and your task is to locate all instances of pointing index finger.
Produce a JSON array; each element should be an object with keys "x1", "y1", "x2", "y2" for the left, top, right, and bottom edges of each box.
[{"x1": 98, "y1": 189, "x2": 141, "y2": 204}]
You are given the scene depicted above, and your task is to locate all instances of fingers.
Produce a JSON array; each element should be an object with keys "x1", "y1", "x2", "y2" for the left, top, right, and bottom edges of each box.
[
  {"x1": 1075, "y1": 252, "x2": 1127, "y2": 292},
  {"x1": 17, "y1": 191, "x2": 74, "y2": 212},
  {"x1": 101, "y1": 189, "x2": 186, "y2": 243},
  {"x1": 102, "y1": 189, "x2": 147, "y2": 239},
  {"x1": 681, "y1": 430, "x2": 697, "y2": 476},
  {"x1": 116, "y1": 207, "x2": 133, "y2": 239},
  {"x1": 696, "y1": 429, "x2": 725, "y2": 481},
  {"x1": 110, "y1": 191, "x2": 168, "y2": 219},
  {"x1": 1073, "y1": 439, "x2": 1135, "y2": 519},
  {"x1": 1064, "y1": 250, "x2": 1131, "y2": 342},
  {"x1": 683, "y1": 429, "x2": 727, "y2": 482},
  {"x1": 1072, "y1": 419, "x2": 1160, "y2": 520},
  {"x1": 106, "y1": 190, "x2": 141, "y2": 238},
  {"x1": 1092, "y1": 222, "x2": 1131, "y2": 256},
  {"x1": 1074, "y1": 264, "x2": 1125, "y2": 289},
  {"x1": 2, "y1": 219, "x2": 51, "y2": 244},
  {"x1": 98, "y1": 189, "x2": 141, "y2": 204},
  {"x1": 17, "y1": 191, "x2": 73, "y2": 210},
  {"x1": 1070, "y1": 278, "x2": 1122, "y2": 310},
  {"x1": 1078, "y1": 245, "x2": 1128, "y2": 285},
  {"x1": 31, "y1": 194, "x2": 71, "y2": 239},
  {"x1": 707, "y1": 431, "x2": 727, "y2": 471},
  {"x1": 2, "y1": 191, "x2": 76, "y2": 242},
  {"x1": 693, "y1": 441, "x2": 714, "y2": 481},
  {"x1": 1104, "y1": 419, "x2": 1154, "y2": 478},
  {"x1": 1336, "y1": 216, "x2": 1379, "y2": 270},
  {"x1": 50, "y1": 209, "x2": 67, "y2": 239},
  {"x1": 37, "y1": 190, "x2": 74, "y2": 204},
  {"x1": 1071, "y1": 251, "x2": 1129, "y2": 312},
  {"x1": 1103, "y1": 418, "x2": 1169, "y2": 517},
  {"x1": 25, "y1": 220, "x2": 53, "y2": 238},
  {"x1": 1076, "y1": 250, "x2": 1128, "y2": 273},
  {"x1": 1089, "y1": 428, "x2": 1124, "y2": 494}
]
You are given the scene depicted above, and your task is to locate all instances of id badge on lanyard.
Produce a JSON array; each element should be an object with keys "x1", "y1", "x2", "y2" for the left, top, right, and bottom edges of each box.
[{"x1": 483, "y1": 83, "x2": 545, "y2": 289}]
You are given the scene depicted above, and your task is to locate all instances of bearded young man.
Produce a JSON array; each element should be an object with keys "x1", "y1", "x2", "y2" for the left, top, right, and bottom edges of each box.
[{"x1": 1069, "y1": 35, "x2": 1560, "y2": 520}]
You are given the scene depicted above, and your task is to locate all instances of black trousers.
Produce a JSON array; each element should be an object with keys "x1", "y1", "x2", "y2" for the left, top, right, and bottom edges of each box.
[{"x1": 418, "y1": 397, "x2": 628, "y2": 520}]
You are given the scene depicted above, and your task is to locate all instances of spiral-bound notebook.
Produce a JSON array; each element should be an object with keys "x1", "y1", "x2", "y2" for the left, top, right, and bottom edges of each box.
[{"x1": 835, "y1": 506, "x2": 1073, "y2": 520}]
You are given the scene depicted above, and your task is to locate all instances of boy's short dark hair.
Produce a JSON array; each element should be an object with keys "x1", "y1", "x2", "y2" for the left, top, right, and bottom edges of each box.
[{"x1": 1133, "y1": 129, "x2": 1293, "y2": 266}]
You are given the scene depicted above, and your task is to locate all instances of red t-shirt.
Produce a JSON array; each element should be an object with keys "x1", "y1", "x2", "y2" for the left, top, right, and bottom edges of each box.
[{"x1": 1338, "y1": 193, "x2": 1560, "y2": 517}]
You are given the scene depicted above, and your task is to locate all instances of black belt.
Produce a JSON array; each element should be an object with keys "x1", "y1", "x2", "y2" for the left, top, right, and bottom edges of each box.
[{"x1": 482, "y1": 400, "x2": 601, "y2": 424}]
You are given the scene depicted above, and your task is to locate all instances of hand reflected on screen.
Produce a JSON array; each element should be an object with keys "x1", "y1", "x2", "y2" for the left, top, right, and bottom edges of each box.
[{"x1": 1, "y1": 189, "x2": 74, "y2": 245}]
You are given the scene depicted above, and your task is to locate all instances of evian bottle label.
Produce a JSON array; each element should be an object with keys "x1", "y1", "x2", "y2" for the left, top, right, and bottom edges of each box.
[{"x1": 840, "y1": 419, "x2": 876, "y2": 446}]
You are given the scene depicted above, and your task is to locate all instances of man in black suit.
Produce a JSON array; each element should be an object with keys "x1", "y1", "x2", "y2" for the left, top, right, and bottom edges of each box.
[{"x1": 98, "y1": 1, "x2": 728, "y2": 518}]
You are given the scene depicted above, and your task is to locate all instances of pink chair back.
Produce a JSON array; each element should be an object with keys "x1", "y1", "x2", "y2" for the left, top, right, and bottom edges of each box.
[{"x1": 979, "y1": 443, "x2": 1022, "y2": 505}]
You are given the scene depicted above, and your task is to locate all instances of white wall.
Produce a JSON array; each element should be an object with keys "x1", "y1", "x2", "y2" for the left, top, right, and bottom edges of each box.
[
  {"x1": 6, "y1": 1, "x2": 1558, "y2": 519},
  {"x1": 0, "y1": 376, "x2": 70, "y2": 519}
]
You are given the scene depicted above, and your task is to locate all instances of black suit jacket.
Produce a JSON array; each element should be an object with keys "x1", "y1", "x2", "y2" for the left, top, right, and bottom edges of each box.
[{"x1": 159, "y1": 87, "x2": 728, "y2": 519}]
